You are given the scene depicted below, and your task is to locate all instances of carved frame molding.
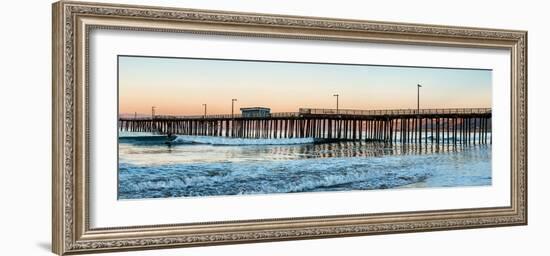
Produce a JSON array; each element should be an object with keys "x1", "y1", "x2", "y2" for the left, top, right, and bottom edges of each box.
[{"x1": 52, "y1": 1, "x2": 527, "y2": 255}]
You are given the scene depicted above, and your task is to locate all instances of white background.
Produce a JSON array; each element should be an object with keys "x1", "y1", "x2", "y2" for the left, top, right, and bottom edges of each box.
[{"x1": 0, "y1": 0, "x2": 547, "y2": 255}]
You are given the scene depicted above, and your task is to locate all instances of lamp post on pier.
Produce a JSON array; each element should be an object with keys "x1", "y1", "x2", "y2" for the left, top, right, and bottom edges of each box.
[
  {"x1": 333, "y1": 94, "x2": 339, "y2": 114},
  {"x1": 202, "y1": 104, "x2": 207, "y2": 118},
  {"x1": 417, "y1": 84, "x2": 422, "y2": 114},
  {"x1": 231, "y1": 99, "x2": 238, "y2": 118},
  {"x1": 151, "y1": 106, "x2": 156, "y2": 119}
]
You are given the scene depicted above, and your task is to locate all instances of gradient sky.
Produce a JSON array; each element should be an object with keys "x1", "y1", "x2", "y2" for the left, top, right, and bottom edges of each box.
[{"x1": 119, "y1": 56, "x2": 492, "y2": 116}]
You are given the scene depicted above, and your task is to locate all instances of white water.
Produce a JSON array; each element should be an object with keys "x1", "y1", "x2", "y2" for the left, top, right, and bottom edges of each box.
[
  {"x1": 171, "y1": 135, "x2": 315, "y2": 146},
  {"x1": 118, "y1": 131, "x2": 159, "y2": 137},
  {"x1": 119, "y1": 156, "x2": 433, "y2": 198},
  {"x1": 118, "y1": 136, "x2": 491, "y2": 199}
]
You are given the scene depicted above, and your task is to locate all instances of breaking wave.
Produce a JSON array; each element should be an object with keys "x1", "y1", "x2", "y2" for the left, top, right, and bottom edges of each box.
[
  {"x1": 170, "y1": 135, "x2": 315, "y2": 146},
  {"x1": 118, "y1": 156, "x2": 432, "y2": 199}
]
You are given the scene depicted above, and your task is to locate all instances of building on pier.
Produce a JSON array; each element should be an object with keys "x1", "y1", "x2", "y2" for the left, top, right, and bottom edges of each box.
[{"x1": 240, "y1": 107, "x2": 271, "y2": 118}]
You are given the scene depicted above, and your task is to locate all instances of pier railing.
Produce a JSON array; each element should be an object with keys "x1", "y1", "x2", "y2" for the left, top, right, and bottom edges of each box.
[
  {"x1": 123, "y1": 108, "x2": 491, "y2": 121},
  {"x1": 299, "y1": 107, "x2": 492, "y2": 116},
  {"x1": 150, "y1": 112, "x2": 301, "y2": 120}
]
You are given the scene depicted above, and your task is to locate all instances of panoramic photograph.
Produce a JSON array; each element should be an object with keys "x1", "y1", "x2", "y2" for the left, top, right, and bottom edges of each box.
[{"x1": 117, "y1": 55, "x2": 492, "y2": 200}]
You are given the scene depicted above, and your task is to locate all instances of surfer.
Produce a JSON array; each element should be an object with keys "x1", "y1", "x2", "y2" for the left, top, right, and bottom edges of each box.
[{"x1": 165, "y1": 132, "x2": 177, "y2": 145}]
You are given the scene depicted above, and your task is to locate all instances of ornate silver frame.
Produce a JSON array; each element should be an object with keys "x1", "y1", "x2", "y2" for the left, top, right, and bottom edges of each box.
[{"x1": 52, "y1": 1, "x2": 527, "y2": 255}]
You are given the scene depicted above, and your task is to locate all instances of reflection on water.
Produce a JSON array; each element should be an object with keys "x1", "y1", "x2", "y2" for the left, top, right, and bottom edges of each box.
[
  {"x1": 118, "y1": 135, "x2": 492, "y2": 199},
  {"x1": 255, "y1": 141, "x2": 483, "y2": 159}
]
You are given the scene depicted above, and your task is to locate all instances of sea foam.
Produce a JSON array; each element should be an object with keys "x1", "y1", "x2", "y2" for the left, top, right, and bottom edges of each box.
[
  {"x1": 170, "y1": 135, "x2": 315, "y2": 146},
  {"x1": 118, "y1": 155, "x2": 434, "y2": 199}
]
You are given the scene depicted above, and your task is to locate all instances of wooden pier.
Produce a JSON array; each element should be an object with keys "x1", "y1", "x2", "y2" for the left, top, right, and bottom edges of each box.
[{"x1": 118, "y1": 108, "x2": 492, "y2": 145}]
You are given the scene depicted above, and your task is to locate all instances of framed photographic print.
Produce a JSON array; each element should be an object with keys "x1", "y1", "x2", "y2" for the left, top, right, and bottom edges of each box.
[{"x1": 52, "y1": 1, "x2": 527, "y2": 255}]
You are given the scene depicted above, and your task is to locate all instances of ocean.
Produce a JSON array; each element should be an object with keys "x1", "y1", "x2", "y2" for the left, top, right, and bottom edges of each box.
[{"x1": 118, "y1": 132, "x2": 492, "y2": 199}]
